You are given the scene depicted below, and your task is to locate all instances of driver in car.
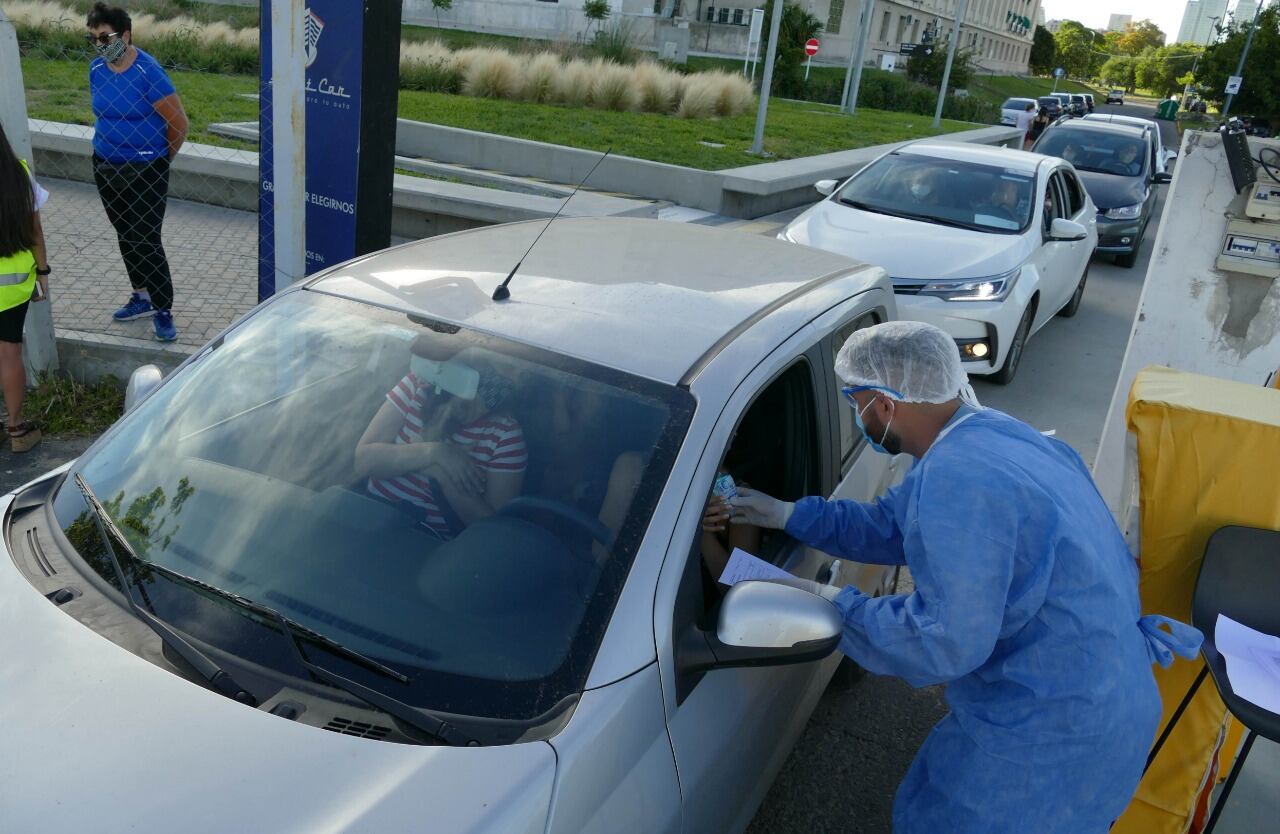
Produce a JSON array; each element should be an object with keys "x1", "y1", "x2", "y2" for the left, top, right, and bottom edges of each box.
[
  {"x1": 978, "y1": 178, "x2": 1025, "y2": 224},
  {"x1": 1107, "y1": 143, "x2": 1143, "y2": 176},
  {"x1": 355, "y1": 343, "x2": 527, "y2": 540}
]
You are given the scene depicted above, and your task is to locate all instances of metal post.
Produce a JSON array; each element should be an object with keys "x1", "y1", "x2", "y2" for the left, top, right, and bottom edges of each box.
[
  {"x1": 750, "y1": 0, "x2": 786, "y2": 155},
  {"x1": 933, "y1": 0, "x2": 969, "y2": 128},
  {"x1": 270, "y1": 0, "x2": 306, "y2": 291},
  {"x1": 1222, "y1": 1, "x2": 1265, "y2": 120},
  {"x1": 0, "y1": 9, "x2": 58, "y2": 377},
  {"x1": 845, "y1": 0, "x2": 876, "y2": 113}
]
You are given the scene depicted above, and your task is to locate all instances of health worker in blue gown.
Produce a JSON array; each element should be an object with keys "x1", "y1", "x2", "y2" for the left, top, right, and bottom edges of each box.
[{"x1": 730, "y1": 321, "x2": 1202, "y2": 834}]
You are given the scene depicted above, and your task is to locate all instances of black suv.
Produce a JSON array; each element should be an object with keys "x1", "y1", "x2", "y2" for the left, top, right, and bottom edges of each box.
[{"x1": 1031, "y1": 120, "x2": 1171, "y2": 268}]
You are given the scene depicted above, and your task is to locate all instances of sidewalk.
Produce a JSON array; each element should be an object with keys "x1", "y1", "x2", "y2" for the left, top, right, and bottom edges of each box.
[{"x1": 40, "y1": 176, "x2": 258, "y2": 355}]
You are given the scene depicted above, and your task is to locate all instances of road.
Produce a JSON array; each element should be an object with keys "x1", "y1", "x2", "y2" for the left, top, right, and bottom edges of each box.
[{"x1": 746, "y1": 101, "x2": 1193, "y2": 834}]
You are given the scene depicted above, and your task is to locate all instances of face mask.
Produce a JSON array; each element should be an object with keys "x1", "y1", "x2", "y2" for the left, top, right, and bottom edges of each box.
[
  {"x1": 853, "y1": 397, "x2": 898, "y2": 455},
  {"x1": 95, "y1": 39, "x2": 128, "y2": 64}
]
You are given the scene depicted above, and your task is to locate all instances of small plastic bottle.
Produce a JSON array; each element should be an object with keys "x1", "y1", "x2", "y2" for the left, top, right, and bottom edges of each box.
[{"x1": 712, "y1": 472, "x2": 738, "y2": 501}]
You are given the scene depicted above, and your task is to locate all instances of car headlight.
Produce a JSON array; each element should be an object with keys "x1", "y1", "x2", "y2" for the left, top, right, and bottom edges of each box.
[
  {"x1": 1103, "y1": 203, "x2": 1143, "y2": 220},
  {"x1": 917, "y1": 267, "x2": 1021, "y2": 302}
]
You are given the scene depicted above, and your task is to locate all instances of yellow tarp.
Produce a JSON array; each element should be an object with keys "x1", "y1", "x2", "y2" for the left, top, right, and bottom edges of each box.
[{"x1": 1114, "y1": 366, "x2": 1280, "y2": 834}]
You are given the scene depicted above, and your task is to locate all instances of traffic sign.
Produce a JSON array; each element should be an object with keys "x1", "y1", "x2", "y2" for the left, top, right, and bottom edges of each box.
[
  {"x1": 804, "y1": 38, "x2": 820, "y2": 57},
  {"x1": 1054, "y1": 67, "x2": 1065, "y2": 78},
  {"x1": 1225, "y1": 75, "x2": 1243, "y2": 95},
  {"x1": 900, "y1": 42, "x2": 918, "y2": 55}
]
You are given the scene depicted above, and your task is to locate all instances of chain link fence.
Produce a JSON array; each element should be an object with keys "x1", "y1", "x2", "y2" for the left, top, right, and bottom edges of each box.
[{"x1": 12, "y1": 1, "x2": 271, "y2": 348}]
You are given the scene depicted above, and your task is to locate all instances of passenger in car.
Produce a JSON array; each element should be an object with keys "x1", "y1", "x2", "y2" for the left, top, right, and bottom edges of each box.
[
  {"x1": 699, "y1": 469, "x2": 761, "y2": 584},
  {"x1": 354, "y1": 349, "x2": 527, "y2": 541}
]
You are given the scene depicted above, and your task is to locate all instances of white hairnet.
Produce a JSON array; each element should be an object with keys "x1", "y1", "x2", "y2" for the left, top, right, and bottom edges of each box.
[{"x1": 835, "y1": 321, "x2": 981, "y2": 406}]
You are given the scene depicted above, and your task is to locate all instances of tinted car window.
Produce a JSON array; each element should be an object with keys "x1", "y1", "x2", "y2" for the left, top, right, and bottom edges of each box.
[
  {"x1": 51, "y1": 291, "x2": 693, "y2": 723},
  {"x1": 1002, "y1": 97, "x2": 1034, "y2": 110},
  {"x1": 837, "y1": 151, "x2": 1037, "y2": 233},
  {"x1": 1035, "y1": 129, "x2": 1149, "y2": 178}
]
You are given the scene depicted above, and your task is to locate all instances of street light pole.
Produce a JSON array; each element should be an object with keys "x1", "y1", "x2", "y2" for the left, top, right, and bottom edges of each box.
[
  {"x1": 933, "y1": 0, "x2": 970, "y2": 128},
  {"x1": 750, "y1": 0, "x2": 786, "y2": 155},
  {"x1": 1222, "y1": 1, "x2": 1265, "y2": 119},
  {"x1": 845, "y1": 0, "x2": 877, "y2": 113}
]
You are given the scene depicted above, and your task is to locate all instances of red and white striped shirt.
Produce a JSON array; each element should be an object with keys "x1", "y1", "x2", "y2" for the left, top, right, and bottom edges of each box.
[{"x1": 368, "y1": 373, "x2": 527, "y2": 538}]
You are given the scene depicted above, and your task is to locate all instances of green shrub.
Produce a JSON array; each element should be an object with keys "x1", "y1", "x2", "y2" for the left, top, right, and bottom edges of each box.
[{"x1": 591, "y1": 22, "x2": 639, "y2": 65}]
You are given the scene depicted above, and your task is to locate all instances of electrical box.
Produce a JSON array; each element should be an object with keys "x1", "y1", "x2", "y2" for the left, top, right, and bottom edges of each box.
[
  {"x1": 1245, "y1": 179, "x2": 1280, "y2": 222},
  {"x1": 1217, "y1": 219, "x2": 1280, "y2": 278}
]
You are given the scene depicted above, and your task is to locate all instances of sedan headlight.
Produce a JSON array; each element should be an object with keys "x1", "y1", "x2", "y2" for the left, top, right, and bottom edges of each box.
[
  {"x1": 1103, "y1": 203, "x2": 1143, "y2": 220},
  {"x1": 917, "y1": 267, "x2": 1021, "y2": 302}
]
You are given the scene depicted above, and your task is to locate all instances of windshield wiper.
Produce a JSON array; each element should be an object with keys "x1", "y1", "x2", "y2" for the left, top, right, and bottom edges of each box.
[
  {"x1": 840, "y1": 199, "x2": 985, "y2": 231},
  {"x1": 73, "y1": 474, "x2": 258, "y2": 706},
  {"x1": 135, "y1": 559, "x2": 475, "y2": 747}
]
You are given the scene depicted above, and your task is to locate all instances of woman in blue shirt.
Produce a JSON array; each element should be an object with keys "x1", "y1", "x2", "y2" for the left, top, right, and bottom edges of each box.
[{"x1": 85, "y1": 3, "x2": 188, "y2": 342}]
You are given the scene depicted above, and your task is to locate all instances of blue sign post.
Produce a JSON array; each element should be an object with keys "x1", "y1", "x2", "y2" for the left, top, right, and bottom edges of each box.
[{"x1": 259, "y1": 1, "x2": 401, "y2": 302}]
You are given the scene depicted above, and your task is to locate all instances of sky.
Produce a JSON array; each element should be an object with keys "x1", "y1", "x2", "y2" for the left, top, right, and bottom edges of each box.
[{"x1": 1038, "y1": 0, "x2": 1191, "y2": 42}]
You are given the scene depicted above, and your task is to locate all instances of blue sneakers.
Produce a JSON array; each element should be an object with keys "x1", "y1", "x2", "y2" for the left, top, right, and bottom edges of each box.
[
  {"x1": 113, "y1": 292, "x2": 155, "y2": 321},
  {"x1": 153, "y1": 309, "x2": 177, "y2": 342}
]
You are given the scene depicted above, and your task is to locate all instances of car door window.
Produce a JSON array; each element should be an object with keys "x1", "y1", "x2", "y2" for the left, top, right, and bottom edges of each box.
[
  {"x1": 832, "y1": 312, "x2": 880, "y2": 474},
  {"x1": 688, "y1": 359, "x2": 821, "y2": 620},
  {"x1": 1058, "y1": 171, "x2": 1085, "y2": 218},
  {"x1": 1042, "y1": 175, "x2": 1064, "y2": 236}
]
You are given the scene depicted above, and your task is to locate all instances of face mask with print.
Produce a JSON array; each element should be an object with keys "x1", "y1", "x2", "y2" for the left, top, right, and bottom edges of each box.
[{"x1": 95, "y1": 38, "x2": 128, "y2": 64}]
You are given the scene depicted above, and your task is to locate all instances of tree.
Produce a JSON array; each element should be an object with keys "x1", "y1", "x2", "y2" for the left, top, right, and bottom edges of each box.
[
  {"x1": 906, "y1": 44, "x2": 975, "y2": 91},
  {"x1": 1053, "y1": 21, "x2": 1099, "y2": 79},
  {"x1": 1198, "y1": 5, "x2": 1280, "y2": 118},
  {"x1": 583, "y1": 0, "x2": 610, "y2": 38},
  {"x1": 1117, "y1": 20, "x2": 1166, "y2": 55},
  {"x1": 1029, "y1": 25, "x2": 1056, "y2": 75},
  {"x1": 1099, "y1": 55, "x2": 1137, "y2": 91},
  {"x1": 759, "y1": 1, "x2": 823, "y2": 96},
  {"x1": 431, "y1": 0, "x2": 452, "y2": 26},
  {"x1": 1135, "y1": 44, "x2": 1202, "y2": 97}
]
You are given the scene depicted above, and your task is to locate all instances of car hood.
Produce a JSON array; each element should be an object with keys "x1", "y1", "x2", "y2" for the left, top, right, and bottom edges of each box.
[
  {"x1": 1074, "y1": 169, "x2": 1148, "y2": 210},
  {"x1": 0, "y1": 499, "x2": 556, "y2": 834},
  {"x1": 782, "y1": 200, "x2": 1028, "y2": 281}
]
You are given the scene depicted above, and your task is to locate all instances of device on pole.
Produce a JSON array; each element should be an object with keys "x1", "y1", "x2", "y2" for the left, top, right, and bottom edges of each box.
[
  {"x1": 933, "y1": 0, "x2": 969, "y2": 128},
  {"x1": 750, "y1": 0, "x2": 786, "y2": 155},
  {"x1": 1222, "y1": 0, "x2": 1264, "y2": 120},
  {"x1": 745, "y1": 8, "x2": 764, "y2": 78},
  {"x1": 804, "y1": 38, "x2": 819, "y2": 80},
  {"x1": 845, "y1": 0, "x2": 877, "y2": 113}
]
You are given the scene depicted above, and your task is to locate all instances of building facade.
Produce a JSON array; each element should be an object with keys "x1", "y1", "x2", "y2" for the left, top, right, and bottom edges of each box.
[
  {"x1": 1176, "y1": 0, "x2": 1229, "y2": 44},
  {"x1": 1232, "y1": 0, "x2": 1259, "y2": 28},
  {"x1": 1107, "y1": 14, "x2": 1132, "y2": 32},
  {"x1": 403, "y1": 0, "x2": 1043, "y2": 75}
]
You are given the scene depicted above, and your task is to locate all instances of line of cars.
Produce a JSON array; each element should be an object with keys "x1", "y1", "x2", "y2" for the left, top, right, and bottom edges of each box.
[
  {"x1": 1000, "y1": 91, "x2": 1093, "y2": 126},
  {"x1": 780, "y1": 104, "x2": 1174, "y2": 384}
]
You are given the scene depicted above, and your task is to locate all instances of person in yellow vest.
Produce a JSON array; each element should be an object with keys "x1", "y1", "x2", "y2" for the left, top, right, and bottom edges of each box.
[{"x1": 0, "y1": 123, "x2": 50, "y2": 452}]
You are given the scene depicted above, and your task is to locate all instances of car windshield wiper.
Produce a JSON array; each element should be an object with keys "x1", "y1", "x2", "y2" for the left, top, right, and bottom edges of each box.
[
  {"x1": 135, "y1": 557, "x2": 476, "y2": 747},
  {"x1": 839, "y1": 198, "x2": 986, "y2": 232},
  {"x1": 73, "y1": 473, "x2": 258, "y2": 706}
]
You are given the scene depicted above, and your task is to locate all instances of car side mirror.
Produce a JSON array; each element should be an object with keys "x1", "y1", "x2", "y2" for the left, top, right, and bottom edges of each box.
[
  {"x1": 124, "y1": 364, "x2": 163, "y2": 412},
  {"x1": 1049, "y1": 218, "x2": 1089, "y2": 242},
  {"x1": 815, "y1": 179, "x2": 838, "y2": 197},
  {"x1": 1153, "y1": 171, "x2": 1173, "y2": 184},
  {"x1": 680, "y1": 582, "x2": 842, "y2": 675}
]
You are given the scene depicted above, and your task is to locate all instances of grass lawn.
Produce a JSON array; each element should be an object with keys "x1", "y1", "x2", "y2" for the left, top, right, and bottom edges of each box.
[{"x1": 21, "y1": 58, "x2": 976, "y2": 171}]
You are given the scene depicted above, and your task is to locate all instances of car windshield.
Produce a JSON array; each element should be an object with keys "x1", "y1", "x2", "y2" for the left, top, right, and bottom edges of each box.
[
  {"x1": 51, "y1": 290, "x2": 692, "y2": 723},
  {"x1": 835, "y1": 151, "x2": 1036, "y2": 233},
  {"x1": 1002, "y1": 98, "x2": 1033, "y2": 110},
  {"x1": 1035, "y1": 129, "x2": 1147, "y2": 177}
]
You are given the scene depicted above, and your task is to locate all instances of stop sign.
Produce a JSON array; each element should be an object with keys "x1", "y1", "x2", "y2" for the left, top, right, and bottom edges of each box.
[{"x1": 804, "y1": 38, "x2": 820, "y2": 57}]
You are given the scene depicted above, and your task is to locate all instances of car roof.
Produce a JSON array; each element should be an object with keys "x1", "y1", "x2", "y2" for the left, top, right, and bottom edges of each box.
[
  {"x1": 1046, "y1": 119, "x2": 1149, "y2": 140},
  {"x1": 1003, "y1": 97, "x2": 1036, "y2": 105},
  {"x1": 1083, "y1": 113, "x2": 1157, "y2": 130},
  {"x1": 900, "y1": 140, "x2": 1043, "y2": 174},
  {"x1": 307, "y1": 218, "x2": 877, "y2": 385}
]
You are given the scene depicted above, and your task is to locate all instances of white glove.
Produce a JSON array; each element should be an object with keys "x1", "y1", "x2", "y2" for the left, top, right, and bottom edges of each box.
[
  {"x1": 757, "y1": 575, "x2": 844, "y2": 601},
  {"x1": 729, "y1": 487, "x2": 795, "y2": 530}
]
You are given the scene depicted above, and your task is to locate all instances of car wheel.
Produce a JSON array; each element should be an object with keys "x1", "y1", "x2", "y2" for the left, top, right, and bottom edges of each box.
[
  {"x1": 1058, "y1": 263, "x2": 1088, "y2": 317},
  {"x1": 1116, "y1": 248, "x2": 1139, "y2": 268},
  {"x1": 991, "y1": 303, "x2": 1034, "y2": 385}
]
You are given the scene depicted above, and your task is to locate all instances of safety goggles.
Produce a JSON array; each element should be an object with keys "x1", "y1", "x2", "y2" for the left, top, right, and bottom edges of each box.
[
  {"x1": 840, "y1": 384, "x2": 904, "y2": 408},
  {"x1": 85, "y1": 32, "x2": 123, "y2": 45}
]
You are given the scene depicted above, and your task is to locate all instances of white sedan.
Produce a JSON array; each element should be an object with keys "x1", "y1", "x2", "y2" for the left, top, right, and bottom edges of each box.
[{"x1": 779, "y1": 142, "x2": 1097, "y2": 383}]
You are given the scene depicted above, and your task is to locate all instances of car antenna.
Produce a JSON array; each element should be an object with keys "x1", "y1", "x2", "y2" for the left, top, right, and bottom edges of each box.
[{"x1": 492, "y1": 147, "x2": 613, "y2": 302}]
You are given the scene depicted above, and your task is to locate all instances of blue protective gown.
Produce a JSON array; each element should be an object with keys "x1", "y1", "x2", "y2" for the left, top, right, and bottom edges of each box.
[{"x1": 785, "y1": 407, "x2": 1201, "y2": 833}]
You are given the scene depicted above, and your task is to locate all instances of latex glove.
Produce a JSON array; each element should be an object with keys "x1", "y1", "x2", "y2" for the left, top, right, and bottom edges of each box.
[
  {"x1": 729, "y1": 487, "x2": 795, "y2": 530},
  {"x1": 757, "y1": 574, "x2": 843, "y2": 601}
]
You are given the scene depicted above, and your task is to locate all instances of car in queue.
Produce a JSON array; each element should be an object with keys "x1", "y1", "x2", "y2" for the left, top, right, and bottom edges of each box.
[
  {"x1": 1068, "y1": 94, "x2": 1088, "y2": 116},
  {"x1": 778, "y1": 142, "x2": 1096, "y2": 385},
  {"x1": 1081, "y1": 112, "x2": 1177, "y2": 174},
  {"x1": 0, "y1": 219, "x2": 909, "y2": 834},
  {"x1": 1000, "y1": 97, "x2": 1038, "y2": 127},
  {"x1": 1083, "y1": 93, "x2": 1096, "y2": 113},
  {"x1": 1032, "y1": 119, "x2": 1170, "y2": 268},
  {"x1": 1049, "y1": 92, "x2": 1079, "y2": 116},
  {"x1": 1106, "y1": 89, "x2": 1125, "y2": 104}
]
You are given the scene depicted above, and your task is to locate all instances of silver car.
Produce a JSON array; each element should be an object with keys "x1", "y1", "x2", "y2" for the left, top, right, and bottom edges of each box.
[{"x1": 1, "y1": 218, "x2": 903, "y2": 833}]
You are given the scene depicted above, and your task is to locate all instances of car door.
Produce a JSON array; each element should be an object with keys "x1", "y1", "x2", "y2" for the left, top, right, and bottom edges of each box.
[
  {"x1": 1055, "y1": 167, "x2": 1095, "y2": 299},
  {"x1": 1039, "y1": 169, "x2": 1090, "y2": 319},
  {"x1": 1024, "y1": 167, "x2": 1067, "y2": 329},
  {"x1": 657, "y1": 292, "x2": 893, "y2": 834}
]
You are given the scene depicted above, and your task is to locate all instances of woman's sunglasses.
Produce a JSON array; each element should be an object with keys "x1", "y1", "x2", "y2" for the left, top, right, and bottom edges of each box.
[{"x1": 84, "y1": 32, "x2": 123, "y2": 46}]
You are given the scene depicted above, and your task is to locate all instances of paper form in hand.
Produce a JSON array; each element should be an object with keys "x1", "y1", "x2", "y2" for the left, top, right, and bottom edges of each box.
[
  {"x1": 1215, "y1": 613, "x2": 1280, "y2": 715},
  {"x1": 719, "y1": 548, "x2": 795, "y2": 587}
]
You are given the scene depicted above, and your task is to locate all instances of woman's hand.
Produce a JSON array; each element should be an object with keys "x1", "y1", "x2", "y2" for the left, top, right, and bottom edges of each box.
[
  {"x1": 702, "y1": 496, "x2": 731, "y2": 534},
  {"x1": 423, "y1": 442, "x2": 485, "y2": 496}
]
